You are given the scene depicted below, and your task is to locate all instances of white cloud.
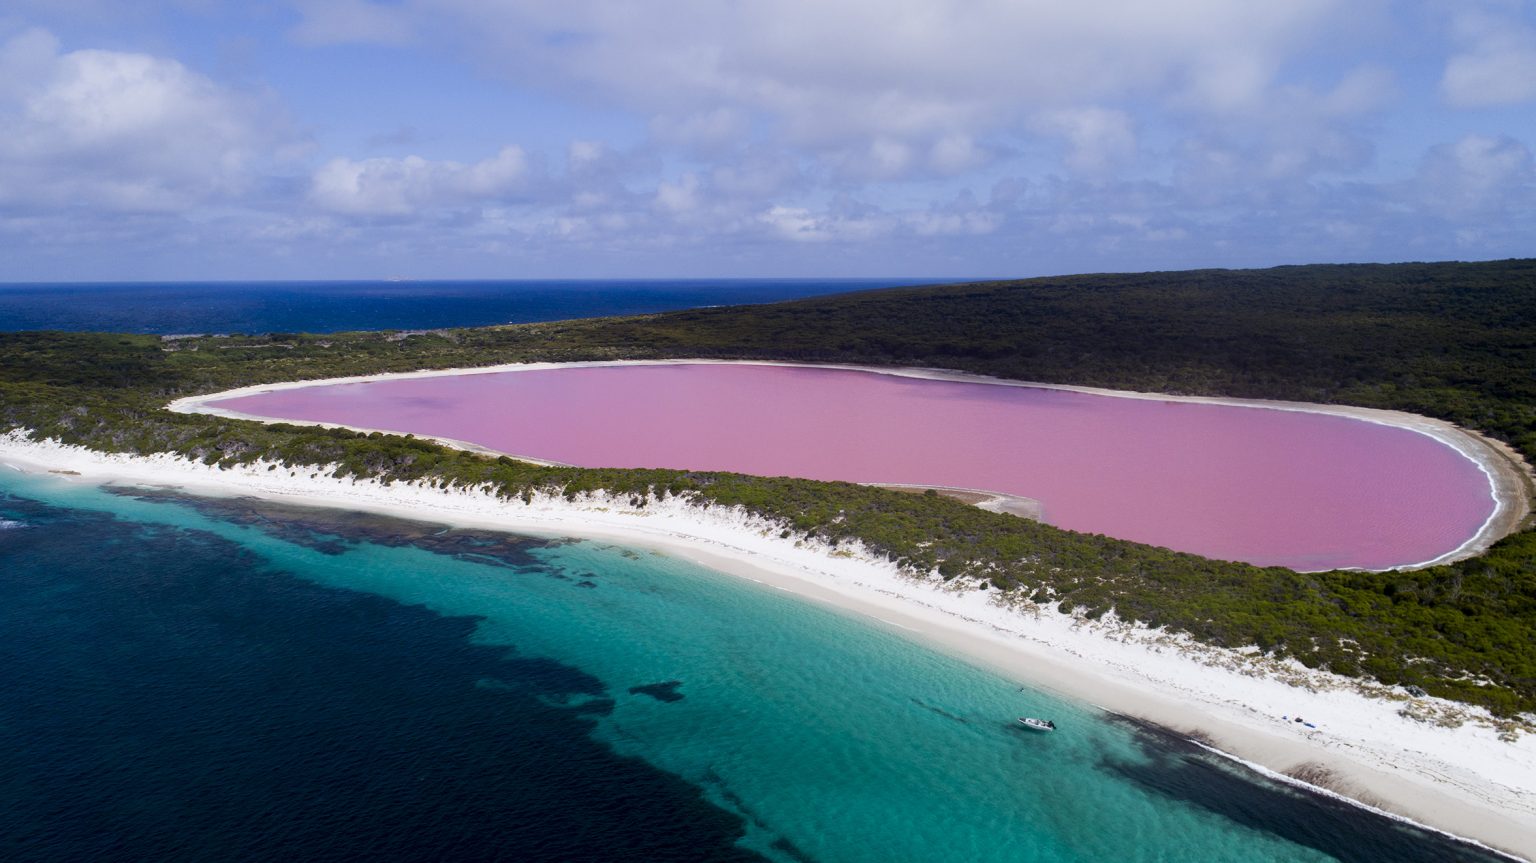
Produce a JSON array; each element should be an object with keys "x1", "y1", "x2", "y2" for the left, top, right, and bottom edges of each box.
[
  {"x1": 648, "y1": 107, "x2": 750, "y2": 151},
  {"x1": 288, "y1": 0, "x2": 414, "y2": 46},
  {"x1": 906, "y1": 207, "x2": 1000, "y2": 237},
  {"x1": 1164, "y1": 64, "x2": 1389, "y2": 196},
  {"x1": 753, "y1": 190, "x2": 1006, "y2": 245},
  {"x1": 1416, "y1": 134, "x2": 1534, "y2": 214},
  {"x1": 653, "y1": 172, "x2": 700, "y2": 214},
  {"x1": 759, "y1": 205, "x2": 887, "y2": 243},
  {"x1": 928, "y1": 133, "x2": 987, "y2": 175},
  {"x1": 1315, "y1": 65, "x2": 1394, "y2": 117},
  {"x1": 0, "y1": 28, "x2": 292, "y2": 211},
  {"x1": 818, "y1": 131, "x2": 999, "y2": 182},
  {"x1": 757, "y1": 206, "x2": 819, "y2": 241},
  {"x1": 709, "y1": 149, "x2": 800, "y2": 197},
  {"x1": 272, "y1": 0, "x2": 1394, "y2": 194},
  {"x1": 1031, "y1": 107, "x2": 1137, "y2": 174},
  {"x1": 865, "y1": 138, "x2": 914, "y2": 177},
  {"x1": 1440, "y1": 9, "x2": 1536, "y2": 108},
  {"x1": 11, "y1": 1, "x2": 1535, "y2": 278},
  {"x1": 309, "y1": 146, "x2": 531, "y2": 214},
  {"x1": 302, "y1": 0, "x2": 1348, "y2": 163},
  {"x1": 563, "y1": 138, "x2": 656, "y2": 189},
  {"x1": 566, "y1": 139, "x2": 607, "y2": 171}
]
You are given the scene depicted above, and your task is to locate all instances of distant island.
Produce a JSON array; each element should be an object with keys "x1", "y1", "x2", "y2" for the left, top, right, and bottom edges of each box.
[{"x1": 3, "y1": 259, "x2": 1536, "y2": 856}]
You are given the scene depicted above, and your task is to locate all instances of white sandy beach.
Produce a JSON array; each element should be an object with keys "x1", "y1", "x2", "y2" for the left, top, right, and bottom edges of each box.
[{"x1": 2, "y1": 426, "x2": 1533, "y2": 859}]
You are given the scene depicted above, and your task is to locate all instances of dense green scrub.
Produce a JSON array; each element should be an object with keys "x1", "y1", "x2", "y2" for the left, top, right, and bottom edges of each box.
[{"x1": 2, "y1": 258, "x2": 1534, "y2": 717}]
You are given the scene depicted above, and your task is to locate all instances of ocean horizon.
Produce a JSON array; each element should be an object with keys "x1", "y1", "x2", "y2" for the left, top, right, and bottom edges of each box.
[{"x1": 0, "y1": 279, "x2": 937, "y2": 335}]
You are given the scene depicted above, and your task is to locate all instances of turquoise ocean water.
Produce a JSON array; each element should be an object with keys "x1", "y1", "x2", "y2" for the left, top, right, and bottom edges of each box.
[{"x1": 0, "y1": 469, "x2": 1508, "y2": 862}]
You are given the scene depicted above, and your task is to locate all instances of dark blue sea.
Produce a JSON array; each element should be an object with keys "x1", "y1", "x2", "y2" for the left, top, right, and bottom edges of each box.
[{"x1": 0, "y1": 279, "x2": 929, "y2": 335}]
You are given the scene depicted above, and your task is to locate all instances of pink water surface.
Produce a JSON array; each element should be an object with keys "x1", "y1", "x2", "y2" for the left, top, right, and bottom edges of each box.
[{"x1": 214, "y1": 364, "x2": 1495, "y2": 571}]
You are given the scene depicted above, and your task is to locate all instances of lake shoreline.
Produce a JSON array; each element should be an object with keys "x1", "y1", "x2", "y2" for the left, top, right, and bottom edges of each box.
[
  {"x1": 171, "y1": 358, "x2": 1534, "y2": 572},
  {"x1": 2, "y1": 431, "x2": 1533, "y2": 860}
]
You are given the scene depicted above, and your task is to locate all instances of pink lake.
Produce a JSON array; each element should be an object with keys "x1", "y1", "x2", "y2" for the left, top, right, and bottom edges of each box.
[{"x1": 212, "y1": 363, "x2": 1495, "y2": 571}]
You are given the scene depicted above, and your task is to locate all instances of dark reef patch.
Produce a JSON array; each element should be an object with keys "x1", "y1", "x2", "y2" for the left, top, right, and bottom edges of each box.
[
  {"x1": 0, "y1": 488, "x2": 763, "y2": 862},
  {"x1": 1099, "y1": 714, "x2": 1510, "y2": 863},
  {"x1": 629, "y1": 680, "x2": 686, "y2": 702},
  {"x1": 104, "y1": 485, "x2": 554, "y2": 571}
]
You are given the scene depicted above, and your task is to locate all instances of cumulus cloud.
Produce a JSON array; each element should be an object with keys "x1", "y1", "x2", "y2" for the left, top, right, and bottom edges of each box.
[
  {"x1": 309, "y1": 147, "x2": 531, "y2": 215},
  {"x1": 0, "y1": 28, "x2": 293, "y2": 211},
  {"x1": 759, "y1": 204, "x2": 889, "y2": 243},
  {"x1": 1163, "y1": 64, "x2": 1391, "y2": 204},
  {"x1": 292, "y1": 0, "x2": 1351, "y2": 172},
  {"x1": 906, "y1": 190, "x2": 1001, "y2": 237},
  {"x1": 1440, "y1": 9, "x2": 1536, "y2": 107},
  {"x1": 1031, "y1": 108, "x2": 1137, "y2": 174},
  {"x1": 277, "y1": 0, "x2": 1397, "y2": 193},
  {"x1": 1415, "y1": 134, "x2": 1534, "y2": 214},
  {"x1": 928, "y1": 134, "x2": 987, "y2": 175},
  {"x1": 753, "y1": 188, "x2": 1007, "y2": 245},
  {"x1": 653, "y1": 172, "x2": 701, "y2": 214},
  {"x1": 8, "y1": 2, "x2": 1535, "y2": 278}
]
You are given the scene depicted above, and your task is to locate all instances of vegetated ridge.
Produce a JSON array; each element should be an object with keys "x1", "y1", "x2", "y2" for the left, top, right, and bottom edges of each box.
[{"x1": 2, "y1": 258, "x2": 1533, "y2": 717}]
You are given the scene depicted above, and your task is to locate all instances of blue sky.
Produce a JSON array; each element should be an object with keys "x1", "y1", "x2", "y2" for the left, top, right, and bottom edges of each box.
[{"x1": 1, "y1": 1, "x2": 1533, "y2": 280}]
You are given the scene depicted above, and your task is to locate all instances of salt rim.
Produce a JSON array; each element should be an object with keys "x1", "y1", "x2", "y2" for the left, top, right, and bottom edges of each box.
[{"x1": 170, "y1": 358, "x2": 1533, "y2": 572}]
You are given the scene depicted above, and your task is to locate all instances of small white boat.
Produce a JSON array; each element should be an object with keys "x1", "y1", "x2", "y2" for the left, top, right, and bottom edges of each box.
[{"x1": 1017, "y1": 717, "x2": 1056, "y2": 732}]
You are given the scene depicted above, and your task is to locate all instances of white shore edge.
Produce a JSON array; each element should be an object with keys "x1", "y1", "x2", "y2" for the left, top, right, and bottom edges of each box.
[{"x1": 1, "y1": 360, "x2": 1528, "y2": 857}]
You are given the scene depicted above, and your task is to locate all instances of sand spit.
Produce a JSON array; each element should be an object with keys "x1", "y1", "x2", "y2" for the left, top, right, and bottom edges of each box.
[
  {"x1": 872, "y1": 482, "x2": 1044, "y2": 520},
  {"x1": 1, "y1": 430, "x2": 1532, "y2": 859}
]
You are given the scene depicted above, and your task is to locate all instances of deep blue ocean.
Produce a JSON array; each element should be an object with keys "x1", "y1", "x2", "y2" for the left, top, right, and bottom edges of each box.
[
  {"x1": 0, "y1": 283, "x2": 1517, "y2": 860},
  {"x1": 0, "y1": 279, "x2": 930, "y2": 335}
]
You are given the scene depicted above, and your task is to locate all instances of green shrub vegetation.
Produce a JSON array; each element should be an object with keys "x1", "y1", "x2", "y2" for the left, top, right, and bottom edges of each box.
[{"x1": 2, "y1": 258, "x2": 1534, "y2": 717}]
